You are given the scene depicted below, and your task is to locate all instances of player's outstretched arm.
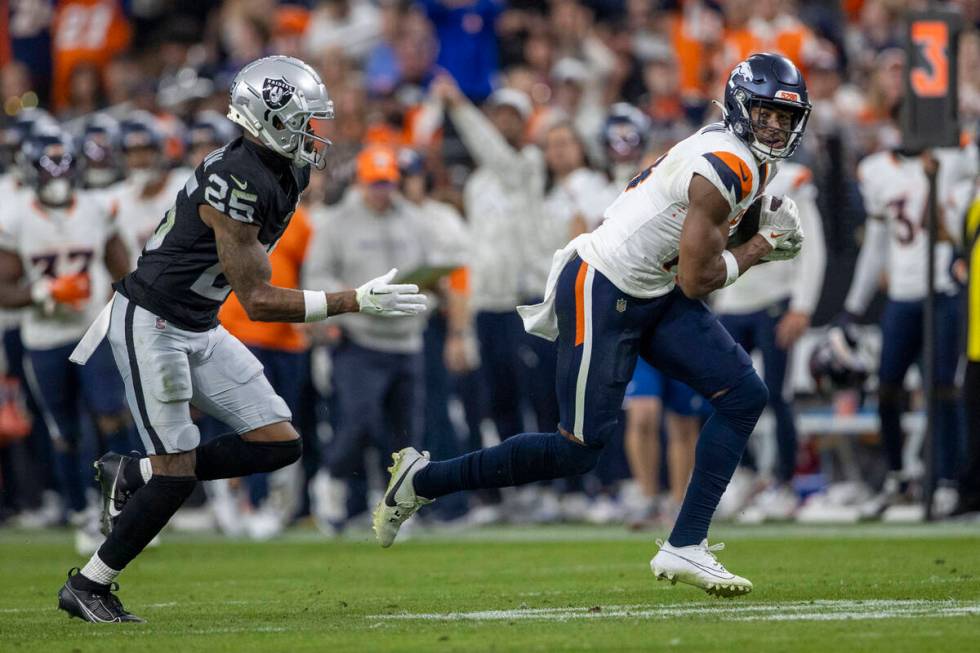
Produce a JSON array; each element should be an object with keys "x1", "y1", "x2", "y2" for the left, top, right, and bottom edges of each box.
[
  {"x1": 677, "y1": 174, "x2": 773, "y2": 299},
  {"x1": 201, "y1": 205, "x2": 427, "y2": 322},
  {"x1": 0, "y1": 250, "x2": 31, "y2": 308}
]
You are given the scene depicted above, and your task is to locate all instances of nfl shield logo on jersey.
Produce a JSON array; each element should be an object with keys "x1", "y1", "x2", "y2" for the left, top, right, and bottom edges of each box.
[
  {"x1": 262, "y1": 77, "x2": 295, "y2": 110},
  {"x1": 616, "y1": 298, "x2": 627, "y2": 313}
]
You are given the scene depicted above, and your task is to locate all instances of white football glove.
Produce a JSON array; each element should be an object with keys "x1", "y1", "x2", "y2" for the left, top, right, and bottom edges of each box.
[
  {"x1": 356, "y1": 268, "x2": 428, "y2": 317},
  {"x1": 758, "y1": 195, "x2": 802, "y2": 249},
  {"x1": 762, "y1": 232, "x2": 804, "y2": 261}
]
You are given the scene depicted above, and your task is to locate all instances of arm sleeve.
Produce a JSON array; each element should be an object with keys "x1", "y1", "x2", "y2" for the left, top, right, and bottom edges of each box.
[
  {"x1": 789, "y1": 184, "x2": 826, "y2": 314},
  {"x1": 843, "y1": 217, "x2": 888, "y2": 315},
  {"x1": 302, "y1": 212, "x2": 346, "y2": 293}
]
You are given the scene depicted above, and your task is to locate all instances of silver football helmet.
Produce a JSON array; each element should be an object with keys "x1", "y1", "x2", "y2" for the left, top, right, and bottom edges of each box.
[{"x1": 227, "y1": 55, "x2": 334, "y2": 170}]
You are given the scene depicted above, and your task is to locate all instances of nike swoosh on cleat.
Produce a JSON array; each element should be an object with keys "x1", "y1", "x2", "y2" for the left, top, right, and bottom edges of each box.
[
  {"x1": 661, "y1": 550, "x2": 735, "y2": 580},
  {"x1": 770, "y1": 231, "x2": 784, "y2": 239},
  {"x1": 384, "y1": 458, "x2": 421, "y2": 508},
  {"x1": 107, "y1": 469, "x2": 123, "y2": 517}
]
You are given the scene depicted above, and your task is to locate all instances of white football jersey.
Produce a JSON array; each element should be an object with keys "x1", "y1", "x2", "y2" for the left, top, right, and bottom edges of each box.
[
  {"x1": 0, "y1": 174, "x2": 27, "y2": 333},
  {"x1": 576, "y1": 123, "x2": 773, "y2": 298},
  {"x1": 0, "y1": 190, "x2": 119, "y2": 349},
  {"x1": 113, "y1": 168, "x2": 191, "y2": 265},
  {"x1": 857, "y1": 146, "x2": 977, "y2": 301}
]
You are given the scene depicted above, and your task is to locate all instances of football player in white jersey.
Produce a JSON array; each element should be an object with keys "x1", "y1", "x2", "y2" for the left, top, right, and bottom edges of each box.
[
  {"x1": 113, "y1": 112, "x2": 192, "y2": 263},
  {"x1": 842, "y1": 142, "x2": 978, "y2": 514},
  {"x1": 713, "y1": 161, "x2": 826, "y2": 521},
  {"x1": 375, "y1": 53, "x2": 811, "y2": 596},
  {"x1": 0, "y1": 125, "x2": 132, "y2": 550}
]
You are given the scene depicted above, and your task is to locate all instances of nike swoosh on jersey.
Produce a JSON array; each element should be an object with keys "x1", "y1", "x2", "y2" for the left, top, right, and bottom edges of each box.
[
  {"x1": 703, "y1": 152, "x2": 753, "y2": 203},
  {"x1": 230, "y1": 175, "x2": 248, "y2": 190}
]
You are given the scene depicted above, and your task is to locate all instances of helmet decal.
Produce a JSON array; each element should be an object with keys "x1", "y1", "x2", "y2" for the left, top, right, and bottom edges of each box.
[
  {"x1": 729, "y1": 61, "x2": 753, "y2": 87},
  {"x1": 262, "y1": 77, "x2": 296, "y2": 110}
]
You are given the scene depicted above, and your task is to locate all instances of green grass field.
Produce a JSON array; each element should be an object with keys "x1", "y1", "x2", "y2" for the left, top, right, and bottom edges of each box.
[{"x1": 2, "y1": 523, "x2": 979, "y2": 652}]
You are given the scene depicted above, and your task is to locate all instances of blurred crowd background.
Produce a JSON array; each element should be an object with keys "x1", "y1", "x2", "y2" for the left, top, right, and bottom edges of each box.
[{"x1": 1, "y1": 0, "x2": 979, "y2": 551}]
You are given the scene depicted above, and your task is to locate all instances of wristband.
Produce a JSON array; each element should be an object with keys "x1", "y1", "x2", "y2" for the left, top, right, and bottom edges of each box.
[
  {"x1": 303, "y1": 290, "x2": 329, "y2": 322},
  {"x1": 721, "y1": 250, "x2": 740, "y2": 287}
]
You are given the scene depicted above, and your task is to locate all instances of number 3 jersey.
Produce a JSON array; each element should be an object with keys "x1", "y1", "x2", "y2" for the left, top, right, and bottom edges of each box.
[
  {"x1": 576, "y1": 123, "x2": 773, "y2": 299},
  {"x1": 0, "y1": 191, "x2": 118, "y2": 350},
  {"x1": 117, "y1": 137, "x2": 310, "y2": 331}
]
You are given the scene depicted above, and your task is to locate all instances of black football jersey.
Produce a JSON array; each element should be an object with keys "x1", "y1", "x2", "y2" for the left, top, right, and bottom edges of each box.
[{"x1": 117, "y1": 137, "x2": 310, "y2": 331}]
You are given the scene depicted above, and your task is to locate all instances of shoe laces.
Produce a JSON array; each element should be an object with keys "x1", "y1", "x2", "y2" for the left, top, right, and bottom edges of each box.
[{"x1": 700, "y1": 541, "x2": 726, "y2": 569}]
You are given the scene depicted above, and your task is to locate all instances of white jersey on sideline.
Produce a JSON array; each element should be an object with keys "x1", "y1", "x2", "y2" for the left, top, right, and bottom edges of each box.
[
  {"x1": 712, "y1": 162, "x2": 826, "y2": 315},
  {"x1": 0, "y1": 190, "x2": 118, "y2": 350},
  {"x1": 526, "y1": 168, "x2": 617, "y2": 295},
  {"x1": 113, "y1": 168, "x2": 191, "y2": 265},
  {"x1": 845, "y1": 145, "x2": 978, "y2": 311},
  {"x1": 0, "y1": 173, "x2": 27, "y2": 333},
  {"x1": 577, "y1": 122, "x2": 772, "y2": 298}
]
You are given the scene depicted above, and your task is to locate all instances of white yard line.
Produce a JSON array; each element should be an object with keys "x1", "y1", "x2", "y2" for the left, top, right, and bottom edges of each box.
[{"x1": 371, "y1": 599, "x2": 980, "y2": 623}]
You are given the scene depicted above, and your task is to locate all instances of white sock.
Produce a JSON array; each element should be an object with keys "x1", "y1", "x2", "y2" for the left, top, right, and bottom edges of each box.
[
  {"x1": 139, "y1": 458, "x2": 153, "y2": 484},
  {"x1": 80, "y1": 554, "x2": 120, "y2": 586}
]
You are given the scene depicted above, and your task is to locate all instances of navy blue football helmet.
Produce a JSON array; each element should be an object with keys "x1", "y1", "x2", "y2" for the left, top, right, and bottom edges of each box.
[
  {"x1": 1, "y1": 108, "x2": 56, "y2": 173},
  {"x1": 119, "y1": 111, "x2": 163, "y2": 152},
  {"x1": 78, "y1": 113, "x2": 122, "y2": 188},
  {"x1": 723, "y1": 53, "x2": 811, "y2": 161},
  {"x1": 601, "y1": 103, "x2": 650, "y2": 163},
  {"x1": 21, "y1": 124, "x2": 77, "y2": 207},
  {"x1": 186, "y1": 110, "x2": 237, "y2": 150}
]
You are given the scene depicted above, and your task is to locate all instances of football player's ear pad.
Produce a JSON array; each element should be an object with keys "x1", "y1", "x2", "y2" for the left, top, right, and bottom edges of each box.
[{"x1": 726, "y1": 196, "x2": 763, "y2": 248}]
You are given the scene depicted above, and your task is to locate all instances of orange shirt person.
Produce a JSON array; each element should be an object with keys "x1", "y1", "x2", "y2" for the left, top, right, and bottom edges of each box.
[{"x1": 51, "y1": 0, "x2": 130, "y2": 111}]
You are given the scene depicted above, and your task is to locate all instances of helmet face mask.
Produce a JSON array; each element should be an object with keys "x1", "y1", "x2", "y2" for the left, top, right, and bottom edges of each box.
[
  {"x1": 724, "y1": 54, "x2": 812, "y2": 162},
  {"x1": 24, "y1": 138, "x2": 76, "y2": 207},
  {"x1": 226, "y1": 56, "x2": 335, "y2": 170}
]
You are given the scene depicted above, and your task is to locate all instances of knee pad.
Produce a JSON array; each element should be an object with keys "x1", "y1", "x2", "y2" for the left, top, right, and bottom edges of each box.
[
  {"x1": 554, "y1": 437, "x2": 602, "y2": 477},
  {"x1": 250, "y1": 437, "x2": 303, "y2": 471},
  {"x1": 712, "y1": 372, "x2": 769, "y2": 423}
]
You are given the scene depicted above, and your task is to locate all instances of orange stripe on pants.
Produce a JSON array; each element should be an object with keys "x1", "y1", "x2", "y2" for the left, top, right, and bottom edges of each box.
[{"x1": 574, "y1": 261, "x2": 588, "y2": 346}]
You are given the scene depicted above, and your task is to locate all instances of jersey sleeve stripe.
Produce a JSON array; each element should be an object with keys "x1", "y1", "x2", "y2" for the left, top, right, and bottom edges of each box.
[
  {"x1": 574, "y1": 260, "x2": 589, "y2": 346},
  {"x1": 703, "y1": 151, "x2": 753, "y2": 203}
]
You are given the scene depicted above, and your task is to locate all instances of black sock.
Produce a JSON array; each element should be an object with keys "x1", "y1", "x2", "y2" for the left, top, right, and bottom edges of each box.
[
  {"x1": 69, "y1": 573, "x2": 109, "y2": 594},
  {"x1": 96, "y1": 475, "x2": 196, "y2": 571},
  {"x1": 194, "y1": 434, "x2": 302, "y2": 481},
  {"x1": 122, "y1": 457, "x2": 145, "y2": 491}
]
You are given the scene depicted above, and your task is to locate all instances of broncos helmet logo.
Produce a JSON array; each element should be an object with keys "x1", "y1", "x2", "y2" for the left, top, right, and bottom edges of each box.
[{"x1": 729, "y1": 61, "x2": 753, "y2": 88}]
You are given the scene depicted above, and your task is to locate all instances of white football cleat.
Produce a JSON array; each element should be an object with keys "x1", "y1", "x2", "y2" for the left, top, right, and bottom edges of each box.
[
  {"x1": 651, "y1": 538, "x2": 753, "y2": 598},
  {"x1": 372, "y1": 448, "x2": 432, "y2": 548}
]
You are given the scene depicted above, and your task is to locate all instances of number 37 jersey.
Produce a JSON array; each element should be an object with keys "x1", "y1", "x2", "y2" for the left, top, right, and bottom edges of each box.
[
  {"x1": 576, "y1": 123, "x2": 772, "y2": 299},
  {"x1": 118, "y1": 137, "x2": 310, "y2": 331},
  {"x1": 0, "y1": 190, "x2": 118, "y2": 350}
]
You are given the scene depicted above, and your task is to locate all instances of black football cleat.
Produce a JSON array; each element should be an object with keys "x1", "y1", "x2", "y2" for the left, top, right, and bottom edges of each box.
[
  {"x1": 94, "y1": 451, "x2": 141, "y2": 536},
  {"x1": 57, "y1": 568, "x2": 145, "y2": 623}
]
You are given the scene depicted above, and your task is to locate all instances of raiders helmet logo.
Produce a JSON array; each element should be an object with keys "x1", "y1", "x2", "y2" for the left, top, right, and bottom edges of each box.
[{"x1": 262, "y1": 77, "x2": 296, "y2": 110}]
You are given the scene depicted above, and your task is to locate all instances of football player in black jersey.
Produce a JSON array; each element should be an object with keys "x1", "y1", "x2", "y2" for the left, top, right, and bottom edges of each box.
[{"x1": 57, "y1": 55, "x2": 427, "y2": 623}]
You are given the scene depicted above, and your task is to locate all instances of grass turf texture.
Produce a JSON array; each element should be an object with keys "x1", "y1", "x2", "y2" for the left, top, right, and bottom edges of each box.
[{"x1": 2, "y1": 523, "x2": 979, "y2": 652}]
